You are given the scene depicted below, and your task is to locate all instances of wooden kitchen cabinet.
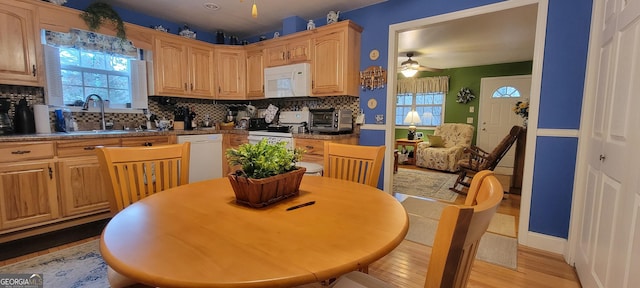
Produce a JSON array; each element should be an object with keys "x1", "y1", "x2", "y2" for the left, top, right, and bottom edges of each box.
[
  {"x1": 222, "y1": 134, "x2": 248, "y2": 175},
  {"x1": 311, "y1": 21, "x2": 362, "y2": 97},
  {"x1": 264, "y1": 36, "x2": 311, "y2": 67},
  {"x1": 120, "y1": 135, "x2": 174, "y2": 147},
  {"x1": 0, "y1": 142, "x2": 58, "y2": 230},
  {"x1": 0, "y1": 1, "x2": 42, "y2": 86},
  {"x1": 294, "y1": 137, "x2": 358, "y2": 165},
  {"x1": 151, "y1": 35, "x2": 215, "y2": 98},
  {"x1": 246, "y1": 46, "x2": 265, "y2": 99},
  {"x1": 55, "y1": 138, "x2": 119, "y2": 217},
  {"x1": 215, "y1": 47, "x2": 246, "y2": 99}
]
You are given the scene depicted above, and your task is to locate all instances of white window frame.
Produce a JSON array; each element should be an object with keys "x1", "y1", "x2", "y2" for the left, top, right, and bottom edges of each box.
[{"x1": 395, "y1": 91, "x2": 445, "y2": 127}]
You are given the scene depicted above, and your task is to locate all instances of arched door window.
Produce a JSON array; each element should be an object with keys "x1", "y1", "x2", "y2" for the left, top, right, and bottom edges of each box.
[{"x1": 492, "y1": 86, "x2": 521, "y2": 98}]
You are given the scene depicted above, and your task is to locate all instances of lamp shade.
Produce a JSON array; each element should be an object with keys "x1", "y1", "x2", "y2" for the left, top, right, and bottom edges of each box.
[{"x1": 404, "y1": 110, "x2": 421, "y2": 125}]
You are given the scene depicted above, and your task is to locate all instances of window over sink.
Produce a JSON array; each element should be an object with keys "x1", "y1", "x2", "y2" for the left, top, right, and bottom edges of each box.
[{"x1": 42, "y1": 29, "x2": 148, "y2": 112}]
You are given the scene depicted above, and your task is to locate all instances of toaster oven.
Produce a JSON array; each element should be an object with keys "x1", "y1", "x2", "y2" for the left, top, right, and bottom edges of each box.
[{"x1": 309, "y1": 109, "x2": 353, "y2": 133}]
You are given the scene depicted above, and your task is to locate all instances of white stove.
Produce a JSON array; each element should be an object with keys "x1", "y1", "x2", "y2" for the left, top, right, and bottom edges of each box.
[{"x1": 247, "y1": 130, "x2": 294, "y2": 148}]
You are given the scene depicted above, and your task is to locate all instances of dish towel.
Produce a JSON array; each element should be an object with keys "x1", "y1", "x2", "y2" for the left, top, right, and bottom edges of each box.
[{"x1": 265, "y1": 104, "x2": 279, "y2": 123}]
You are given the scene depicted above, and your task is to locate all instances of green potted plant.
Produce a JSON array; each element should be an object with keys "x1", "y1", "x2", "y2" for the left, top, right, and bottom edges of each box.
[
  {"x1": 80, "y1": 2, "x2": 127, "y2": 40},
  {"x1": 226, "y1": 139, "x2": 306, "y2": 208}
]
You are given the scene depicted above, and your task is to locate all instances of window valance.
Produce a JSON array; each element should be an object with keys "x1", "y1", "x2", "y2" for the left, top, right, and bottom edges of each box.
[
  {"x1": 397, "y1": 76, "x2": 449, "y2": 94},
  {"x1": 44, "y1": 29, "x2": 138, "y2": 58}
]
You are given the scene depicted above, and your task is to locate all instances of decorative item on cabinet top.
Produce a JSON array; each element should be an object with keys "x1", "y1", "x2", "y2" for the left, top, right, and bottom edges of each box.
[
  {"x1": 360, "y1": 66, "x2": 386, "y2": 91},
  {"x1": 179, "y1": 25, "x2": 196, "y2": 39},
  {"x1": 151, "y1": 25, "x2": 169, "y2": 32},
  {"x1": 47, "y1": 0, "x2": 67, "y2": 5}
]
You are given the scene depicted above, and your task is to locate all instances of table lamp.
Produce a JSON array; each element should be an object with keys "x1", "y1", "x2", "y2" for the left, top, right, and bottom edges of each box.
[{"x1": 404, "y1": 110, "x2": 421, "y2": 140}]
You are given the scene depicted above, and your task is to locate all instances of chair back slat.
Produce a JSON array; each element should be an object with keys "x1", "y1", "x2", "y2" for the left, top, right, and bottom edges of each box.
[
  {"x1": 323, "y1": 143, "x2": 385, "y2": 187},
  {"x1": 97, "y1": 143, "x2": 191, "y2": 213},
  {"x1": 425, "y1": 170, "x2": 504, "y2": 288}
]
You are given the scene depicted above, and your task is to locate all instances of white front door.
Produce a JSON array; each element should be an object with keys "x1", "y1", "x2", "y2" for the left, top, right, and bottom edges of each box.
[
  {"x1": 477, "y1": 75, "x2": 531, "y2": 174},
  {"x1": 574, "y1": 1, "x2": 640, "y2": 287}
]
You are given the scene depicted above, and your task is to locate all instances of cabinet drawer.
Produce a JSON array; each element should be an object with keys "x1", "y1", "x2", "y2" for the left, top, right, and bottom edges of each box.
[
  {"x1": 227, "y1": 135, "x2": 248, "y2": 147},
  {"x1": 295, "y1": 139, "x2": 324, "y2": 156},
  {"x1": 121, "y1": 136, "x2": 171, "y2": 147},
  {"x1": 0, "y1": 142, "x2": 54, "y2": 163},
  {"x1": 56, "y1": 139, "x2": 120, "y2": 158}
]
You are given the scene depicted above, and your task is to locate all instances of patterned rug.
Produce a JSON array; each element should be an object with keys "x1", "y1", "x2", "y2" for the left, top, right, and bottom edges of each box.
[
  {"x1": 393, "y1": 168, "x2": 459, "y2": 202},
  {"x1": 0, "y1": 240, "x2": 108, "y2": 287},
  {"x1": 401, "y1": 197, "x2": 518, "y2": 269}
]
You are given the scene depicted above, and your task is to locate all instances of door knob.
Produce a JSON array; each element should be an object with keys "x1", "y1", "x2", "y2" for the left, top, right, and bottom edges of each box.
[{"x1": 599, "y1": 154, "x2": 606, "y2": 161}]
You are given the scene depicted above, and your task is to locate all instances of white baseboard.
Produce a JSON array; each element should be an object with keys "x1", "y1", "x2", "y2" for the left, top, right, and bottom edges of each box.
[{"x1": 520, "y1": 231, "x2": 568, "y2": 258}]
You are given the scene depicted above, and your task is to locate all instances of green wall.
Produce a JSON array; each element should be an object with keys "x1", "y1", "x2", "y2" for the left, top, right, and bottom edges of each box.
[{"x1": 395, "y1": 61, "x2": 533, "y2": 143}]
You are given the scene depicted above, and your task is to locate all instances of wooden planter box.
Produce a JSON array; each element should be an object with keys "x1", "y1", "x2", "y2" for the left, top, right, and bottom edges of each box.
[{"x1": 228, "y1": 167, "x2": 306, "y2": 208}]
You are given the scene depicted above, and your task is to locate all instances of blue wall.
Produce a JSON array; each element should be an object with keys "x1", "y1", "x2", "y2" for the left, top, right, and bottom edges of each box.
[{"x1": 64, "y1": 0, "x2": 594, "y2": 240}]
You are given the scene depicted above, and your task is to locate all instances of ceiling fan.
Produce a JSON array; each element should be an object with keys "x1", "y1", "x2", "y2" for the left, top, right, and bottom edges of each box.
[{"x1": 398, "y1": 52, "x2": 441, "y2": 77}]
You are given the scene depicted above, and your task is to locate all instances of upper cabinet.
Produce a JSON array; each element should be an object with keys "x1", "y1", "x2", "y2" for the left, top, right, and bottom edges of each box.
[
  {"x1": 151, "y1": 34, "x2": 215, "y2": 98},
  {"x1": 0, "y1": 1, "x2": 42, "y2": 86},
  {"x1": 311, "y1": 21, "x2": 362, "y2": 97},
  {"x1": 215, "y1": 46, "x2": 246, "y2": 99},
  {"x1": 246, "y1": 45, "x2": 265, "y2": 99},
  {"x1": 264, "y1": 36, "x2": 311, "y2": 67}
]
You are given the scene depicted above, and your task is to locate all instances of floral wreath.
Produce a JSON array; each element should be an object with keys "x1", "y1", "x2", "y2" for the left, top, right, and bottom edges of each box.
[{"x1": 456, "y1": 87, "x2": 475, "y2": 104}]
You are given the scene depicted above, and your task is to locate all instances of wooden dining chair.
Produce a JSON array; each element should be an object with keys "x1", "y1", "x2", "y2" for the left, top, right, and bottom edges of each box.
[
  {"x1": 96, "y1": 142, "x2": 191, "y2": 213},
  {"x1": 330, "y1": 170, "x2": 504, "y2": 288},
  {"x1": 323, "y1": 142, "x2": 385, "y2": 187},
  {"x1": 96, "y1": 142, "x2": 190, "y2": 288}
]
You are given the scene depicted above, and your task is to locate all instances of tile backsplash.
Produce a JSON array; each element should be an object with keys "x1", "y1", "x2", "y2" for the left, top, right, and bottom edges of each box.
[{"x1": 0, "y1": 84, "x2": 359, "y2": 131}]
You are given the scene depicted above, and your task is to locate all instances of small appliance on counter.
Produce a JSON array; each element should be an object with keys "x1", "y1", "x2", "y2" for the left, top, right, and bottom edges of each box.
[
  {"x1": 309, "y1": 108, "x2": 353, "y2": 133},
  {"x1": 0, "y1": 98, "x2": 13, "y2": 135},
  {"x1": 279, "y1": 111, "x2": 311, "y2": 134},
  {"x1": 13, "y1": 97, "x2": 35, "y2": 134},
  {"x1": 248, "y1": 118, "x2": 269, "y2": 131}
]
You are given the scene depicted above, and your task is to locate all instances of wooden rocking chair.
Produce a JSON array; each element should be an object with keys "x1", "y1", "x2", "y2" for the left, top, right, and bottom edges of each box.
[{"x1": 450, "y1": 125, "x2": 524, "y2": 194}]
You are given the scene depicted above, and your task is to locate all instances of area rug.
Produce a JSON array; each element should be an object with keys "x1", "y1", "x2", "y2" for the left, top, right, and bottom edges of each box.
[
  {"x1": 0, "y1": 240, "x2": 108, "y2": 287},
  {"x1": 393, "y1": 168, "x2": 459, "y2": 202},
  {"x1": 402, "y1": 197, "x2": 518, "y2": 269}
]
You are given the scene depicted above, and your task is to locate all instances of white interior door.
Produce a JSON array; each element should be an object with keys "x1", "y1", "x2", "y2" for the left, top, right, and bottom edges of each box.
[
  {"x1": 574, "y1": 1, "x2": 640, "y2": 287},
  {"x1": 477, "y1": 75, "x2": 531, "y2": 175}
]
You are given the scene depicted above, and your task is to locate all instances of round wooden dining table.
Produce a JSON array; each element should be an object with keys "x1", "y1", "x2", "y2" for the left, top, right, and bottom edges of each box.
[{"x1": 100, "y1": 176, "x2": 409, "y2": 288}]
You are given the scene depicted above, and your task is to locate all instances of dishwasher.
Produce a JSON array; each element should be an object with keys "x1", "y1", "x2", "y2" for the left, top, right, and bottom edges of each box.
[{"x1": 177, "y1": 134, "x2": 223, "y2": 183}]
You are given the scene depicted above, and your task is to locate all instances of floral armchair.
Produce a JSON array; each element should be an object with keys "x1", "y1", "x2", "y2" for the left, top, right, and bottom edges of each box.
[{"x1": 415, "y1": 123, "x2": 474, "y2": 172}]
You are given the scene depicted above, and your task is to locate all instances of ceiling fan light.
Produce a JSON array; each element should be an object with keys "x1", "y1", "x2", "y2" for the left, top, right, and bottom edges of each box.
[{"x1": 401, "y1": 69, "x2": 418, "y2": 77}]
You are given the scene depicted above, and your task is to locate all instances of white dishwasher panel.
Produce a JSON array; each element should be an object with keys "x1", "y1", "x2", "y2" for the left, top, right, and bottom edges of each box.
[{"x1": 177, "y1": 134, "x2": 223, "y2": 183}]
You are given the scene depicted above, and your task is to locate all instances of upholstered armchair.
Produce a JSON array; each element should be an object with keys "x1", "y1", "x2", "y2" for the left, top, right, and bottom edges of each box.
[{"x1": 415, "y1": 123, "x2": 474, "y2": 172}]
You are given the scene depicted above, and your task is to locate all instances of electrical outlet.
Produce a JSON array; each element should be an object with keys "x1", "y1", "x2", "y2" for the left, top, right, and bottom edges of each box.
[
  {"x1": 466, "y1": 117, "x2": 474, "y2": 124},
  {"x1": 469, "y1": 106, "x2": 475, "y2": 113}
]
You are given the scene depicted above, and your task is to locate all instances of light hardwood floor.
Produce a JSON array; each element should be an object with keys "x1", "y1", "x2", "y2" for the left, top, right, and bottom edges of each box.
[{"x1": 1, "y1": 166, "x2": 581, "y2": 287}]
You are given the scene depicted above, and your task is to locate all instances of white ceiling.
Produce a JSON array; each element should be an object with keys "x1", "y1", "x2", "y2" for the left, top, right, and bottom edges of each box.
[
  {"x1": 104, "y1": 0, "x2": 386, "y2": 38},
  {"x1": 397, "y1": 4, "x2": 538, "y2": 70},
  {"x1": 102, "y1": 0, "x2": 537, "y2": 71}
]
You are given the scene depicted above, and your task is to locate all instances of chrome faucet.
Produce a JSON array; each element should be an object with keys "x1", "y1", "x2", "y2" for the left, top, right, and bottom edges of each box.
[{"x1": 82, "y1": 94, "x2": 106, "y2": 130}]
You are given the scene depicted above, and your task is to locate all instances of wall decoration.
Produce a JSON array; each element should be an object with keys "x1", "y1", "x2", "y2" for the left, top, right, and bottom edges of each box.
[
  {"x1": 456, "y1": 87, "x2": 475, "y2": 104},
  {"x1": 369, "y1": 49, "x2": 379, "y2": 61},
  {"x1": 360, "y1": 66, "x2": 386, "y2": 91}
]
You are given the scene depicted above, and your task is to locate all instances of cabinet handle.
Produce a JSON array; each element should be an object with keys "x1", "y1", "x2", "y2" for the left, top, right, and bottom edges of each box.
[
  {"x1": 184, "y1": 83, "x2": 188, "y2": 90},
  {"x1": 11, "y1": 150, "x2": 31, "y2": 155},
  {"x1": 32, "y1": 65, "x2": 36, "y2": 76},
  {"x1": 305, "y1": 145, "x2": 314, "y2": 149},
  {"x1": 287, "y1": 51, "x2": 290, "y2": 59},
  {"x1": 191, "y1": 83, "x2": 194, "y2": 90},
  {"x1": 49, "y1": 166, "x2": 53, "y2": 179},
  {"x1": 219, "y1": 86, "x2": 221, "y2": 93},
  {"x1": 281, "y1": 51, "x2": 285, "y2": 60},
  {"x1": 83, "y1": 146, "x2": 96, "y2": 150},
  {"x1": 144, "y1": 142, "x2": 153, "y2": 146}
]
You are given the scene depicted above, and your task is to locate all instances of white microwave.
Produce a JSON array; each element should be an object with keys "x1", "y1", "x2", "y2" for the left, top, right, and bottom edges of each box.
[{"x1": 264, "y1": 63, "x2": 312, "y2": 98}]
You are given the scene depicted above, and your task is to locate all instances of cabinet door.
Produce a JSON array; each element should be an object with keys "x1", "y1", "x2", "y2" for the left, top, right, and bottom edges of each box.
[
  {"x1": 287, "y1": 38, "x2": 311, "y2": 64},
  {"x1": 246, "y1": 48, "x2": 264, "y2": 99},
  {"x1": 153, "y1": 37, "x2": 189, "y2": 96},
  {"x1": 188, "y1": 44, "x2": 216, "y2": 97},
  {"x1": 312, "y1": 31, "x2": 345, "y2": 95},
  {"x1": 57, "y1": 157, "x2": 110, "y2": 217},
  {"x1": 264, "y1": 43, "x2": 288, "y2": 67},
  {"x1": 0, "y1": 2, "x2": 41, "y2": 86},
  {"x1": 294, "y1": 138, "x2": 325, "y2": 165},
  {"x1": 216, "y1": 48, "x2": 246, "y2": 99},
  {"x1": 0, "y1": 161, "x2": 59, "y2": 230},
  {"x1": 222, "y1": 134, "x2": 248, "y2": 175}
]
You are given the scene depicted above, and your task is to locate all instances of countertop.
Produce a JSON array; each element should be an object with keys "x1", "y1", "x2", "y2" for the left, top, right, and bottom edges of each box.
[{"x1": 0, "y1": 128, "x2": 358, "y2": 142}]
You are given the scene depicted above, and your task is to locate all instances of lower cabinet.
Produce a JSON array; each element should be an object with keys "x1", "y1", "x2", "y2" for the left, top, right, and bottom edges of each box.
[
  {"x1": 222, "y1": 133, "x2": 248, "y2": 176},
  {"x1": 294, "y1": 137, "x2": 358, "y2": 165},
  {"x1": 0, "y1": 160, "x2": 59, "y2": 230},
  {"x1": 57, "y1": 156, "x2": 110, "y2": 217}
]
